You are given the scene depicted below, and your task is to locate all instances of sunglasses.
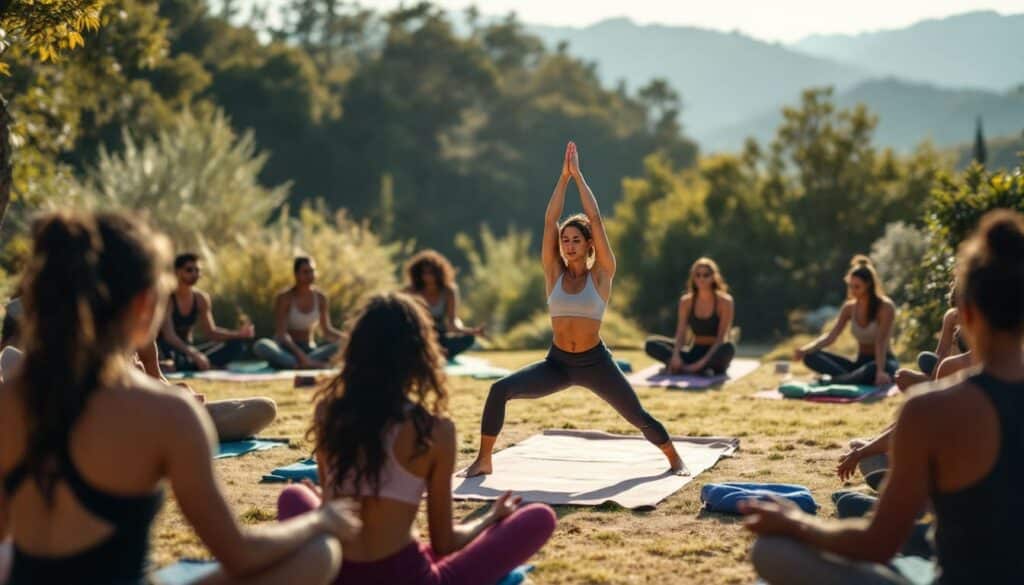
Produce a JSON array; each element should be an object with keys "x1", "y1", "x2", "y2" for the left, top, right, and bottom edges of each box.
[
  {"x1": 695, "y1": 271, "x2": 713, "y2": 279},
  {"x1": 182, "y1": 266, "x2": 200, "y2": 274}
]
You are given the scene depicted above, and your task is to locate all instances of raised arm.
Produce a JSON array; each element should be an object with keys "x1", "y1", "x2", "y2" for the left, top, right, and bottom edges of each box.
[
  {"x1": 542, "y1": 147, "x2": 572, "y2": 290},
  {"x1": 165, "y1": 391, "x2": 357, "y2": 577},
  {"x1": 795, "y1": 303, "x2": 852, "y2": 360},
  {"x1": 567, "y1": 142, "x2": 616, "y2": 279}
]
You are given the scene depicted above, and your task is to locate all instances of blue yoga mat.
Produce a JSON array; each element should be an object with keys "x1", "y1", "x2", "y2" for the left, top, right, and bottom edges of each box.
[
  {"x1": 496, "y1": 564, "x2": 533, "y2": 585},
  {"x1": 152, "y1": 559, "x2": 219, "y2": 584},
  {"x1": 262, "y1": 458, "x2": 318, "y2": 483},
  {"x1": 701, "y1": 482, "x2": 818, "y2": 515},
  {"x1": 215, "y1": 438, "x2": 289, "y2": 460},
  {"x1": 444, "y1": 355, "x2": 510, "y2": 380}
]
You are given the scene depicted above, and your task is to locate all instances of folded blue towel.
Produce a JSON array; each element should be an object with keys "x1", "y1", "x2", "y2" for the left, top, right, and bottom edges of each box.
[
  {"x1": 152, "y1": 559, "x2": 219, "y2": 584},
  {"x1": 701, "y1": 482, "x2": 818, "y2": 515},
  {"x1": 261, "y1": 458, "x2": 319, "y2": 483},
  {"x1": 215, "y1": 438, "x2": 288, "y2": 460},
  {"x1": 496, "y1": 564, "x2": 533, "y2": 585}
]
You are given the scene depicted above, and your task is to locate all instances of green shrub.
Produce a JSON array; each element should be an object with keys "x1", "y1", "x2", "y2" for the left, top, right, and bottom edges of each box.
[
  {"x1": 52, "y1": 107, "x2": 288, "y2": 251},
  {"x1": 454, "y1": 224, "x2": 546, "y2": 335},
  {"x1": 899, "y1": 162, "x2": 1024, "y2": 351}
]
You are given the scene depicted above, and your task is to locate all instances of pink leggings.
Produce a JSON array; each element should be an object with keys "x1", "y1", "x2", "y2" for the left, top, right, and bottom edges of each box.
[{"x1": 277, "y1": 485, "x2": 557, "y2": 585}]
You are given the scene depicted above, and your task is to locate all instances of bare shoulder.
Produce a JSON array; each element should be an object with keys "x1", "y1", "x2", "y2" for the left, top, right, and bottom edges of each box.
[
  {"x1": 715, "y1": 291, "x2": 735, "y2": 305},
  {"x1": 679, "y1": 293, "x2": 694, "y2": 306},
  {"x1": 120, "y1": 369, "x2": 207, "y2": 426},
  {"x1": 904, "y1": 366, "x2": 981, "y2": 414},
  {"x1": 195, "y1": 289, "x2": 212, "y2": 309},
  {"x1": 943, "y1": 308, "x2": 960, "y2": 323},
  {"x1": 432, "y1": 415, "x2": 456, "y2": 443}
]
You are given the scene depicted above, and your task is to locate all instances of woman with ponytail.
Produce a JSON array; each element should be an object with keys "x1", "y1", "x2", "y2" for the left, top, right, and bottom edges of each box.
[
  {"x1": 278, "y1": 292, "x2": 556, "y2": 584},
  {"x1": 0, "y1": 211, "x2": 358, "y2": 585},
  {"x1": 794, "y1": 255, "x2": 899, "y2": 386},
  {"x1": 742, "y1": 209, "x2": 1024, "y2": 584}
]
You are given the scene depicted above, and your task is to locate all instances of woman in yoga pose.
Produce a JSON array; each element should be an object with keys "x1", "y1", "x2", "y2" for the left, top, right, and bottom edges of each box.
[
  {"x1": 278, "y1": 292, "x2": 556, "y2": 584},
  {"x1": 0, "y1": 212, "x2": 359, "y2": 585},
  {"x1": 644, "y1": 257, "x2": 735, "y2": 375},
  {"x1": 742, "y1": 209, "x2": 1024, "y2": 585},
  {"x1": 462, "y1": 141, "x2": 685, "y2": 478},
  {"x1": 404, "y1": 250, "x2": 484, "y2": 360},
  {"x1": 254, "y1": 257, "x2": 345, "y2": 370},
  {"x1": 794, "y1": 256, "x2": 898, "y2": 386}
]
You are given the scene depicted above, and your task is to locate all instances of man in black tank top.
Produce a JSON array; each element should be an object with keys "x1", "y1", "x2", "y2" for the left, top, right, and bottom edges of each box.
[{"x1": 157, "y1": 253, "x2": 254, "y2": 371}]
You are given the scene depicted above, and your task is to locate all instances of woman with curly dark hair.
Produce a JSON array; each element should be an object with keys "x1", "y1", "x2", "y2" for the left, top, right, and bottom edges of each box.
[
  {"x1": 404, "y1": 250, "x2": 484, "y2": 360},
  {"x1": 461, "y1": 141, "x2": 685, "y2": 477},
  {"x1": 277, "y1": 292, "x2": 556, "y2": 584}
]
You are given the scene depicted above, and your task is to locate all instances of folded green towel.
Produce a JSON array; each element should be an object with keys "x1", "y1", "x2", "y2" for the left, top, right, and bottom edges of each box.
[{"x1": 779, "y1": 381, "x2": 877, "y2": 399}]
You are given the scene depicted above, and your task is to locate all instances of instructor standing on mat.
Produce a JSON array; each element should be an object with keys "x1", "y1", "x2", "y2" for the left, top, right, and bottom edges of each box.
[{"x1": 461, "y1": 141, "x2": 686, "y2": 478}]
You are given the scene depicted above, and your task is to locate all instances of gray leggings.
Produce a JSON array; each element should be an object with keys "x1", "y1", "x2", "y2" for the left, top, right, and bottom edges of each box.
[
  {"x1": 481, "y1": 342, "x2": 671, "y2": 445},
  {"x1": 750, "y1": 537, "x2": 934, "y2": 585}
]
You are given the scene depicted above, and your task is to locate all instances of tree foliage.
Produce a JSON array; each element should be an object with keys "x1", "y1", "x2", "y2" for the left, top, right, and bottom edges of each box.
[{"x1": 608, "y1": 89, "x2": 944, "y2": 339}]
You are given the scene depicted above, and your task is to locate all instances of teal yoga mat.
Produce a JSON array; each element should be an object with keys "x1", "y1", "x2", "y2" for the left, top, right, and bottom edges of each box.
[
  {"x1": 262, "y1": 458, "x2": 318, "y2": 483},
  {"x1": 444, "y1": 355, "x2": 510, "y2": 379},
  {"x1": 153, "y1": 560, "x2": 533, "y2": 585},
  {"x1": 215, "y1": 438, "x2": 288, "y2": 459}
]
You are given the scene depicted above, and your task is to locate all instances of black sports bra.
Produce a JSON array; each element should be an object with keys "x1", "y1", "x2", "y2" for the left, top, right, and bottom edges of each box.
[
  {"x1": 689, "y1": 299, "x2": 720, "y2": 338},
  {"x1": 3, "y1": 450, "x2": 164, "y2": 585}
]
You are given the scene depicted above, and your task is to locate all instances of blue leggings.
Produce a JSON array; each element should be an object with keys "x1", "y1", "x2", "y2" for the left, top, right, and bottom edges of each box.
[{"x1": 481, "y1": 342, "x2": 671, "y2": 445}]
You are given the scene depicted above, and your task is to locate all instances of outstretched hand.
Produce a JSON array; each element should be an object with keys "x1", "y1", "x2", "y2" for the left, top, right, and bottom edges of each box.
[{"x1": 561, "y1": 142, "x2": 573, "y2": 177}]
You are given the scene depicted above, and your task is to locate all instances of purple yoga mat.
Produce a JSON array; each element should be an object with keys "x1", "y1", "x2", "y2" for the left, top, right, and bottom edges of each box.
[{"x1": 626, "y1": 359, "x2": 761, "y2": 389}]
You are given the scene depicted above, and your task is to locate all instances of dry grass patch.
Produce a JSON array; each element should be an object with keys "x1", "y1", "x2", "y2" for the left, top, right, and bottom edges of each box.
[{"x1": 153, "y1": 348, "x2": 904, "y2": 584}]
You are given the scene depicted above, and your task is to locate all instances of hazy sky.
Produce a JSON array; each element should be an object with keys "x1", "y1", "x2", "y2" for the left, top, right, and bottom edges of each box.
[{"x1": 336, "y1": 0, "x2": 1023, "y2": 43}]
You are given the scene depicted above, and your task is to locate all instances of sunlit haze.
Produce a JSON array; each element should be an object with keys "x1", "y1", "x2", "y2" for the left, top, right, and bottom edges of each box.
[{"x1": 262, "y1": 0, "x2": 1024, "y2": 42}]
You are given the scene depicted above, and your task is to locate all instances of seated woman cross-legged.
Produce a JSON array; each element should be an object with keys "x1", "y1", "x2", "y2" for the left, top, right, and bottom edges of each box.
[
  {"x1": 254, "y1": 257, "x2": 344, "y2": 370},
  {"x1": 0, "y1": 211, "x2": 359, "y2": 585},
  {"x1": 278, "y1": 292, "x2": 556, "y2": 585},
  {"x1": 795, "y1": 255, "x2": 899, "y2": 386},
  {"x1": 403, "y1": 250, "x2": 485, "y2": 360},
  {"x1": 742, "y1": 209, "x2": 1024, "y2": 585},
  {"x1": 644, "y1": 257, "x2": 736, "y2": 376}
]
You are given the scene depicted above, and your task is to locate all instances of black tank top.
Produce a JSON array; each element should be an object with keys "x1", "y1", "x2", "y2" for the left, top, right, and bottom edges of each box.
[
  {"x1": 688, "y1": 298, "x2": 720, "y2": 338},
  {"x1": 3, "y1": 451, "x2": 165, "y2": 585},
  {"x1": 170, "y1": 292, "x2": 198, "y2": 342},
  {"x1": 931, "y1": 372, "x2": 1024, "y2": 584}
]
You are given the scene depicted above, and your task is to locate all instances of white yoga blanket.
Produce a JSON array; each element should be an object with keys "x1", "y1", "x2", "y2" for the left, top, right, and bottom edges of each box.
[{"x1": 453, "y1": 430, "x2": 739, "y2": 509}]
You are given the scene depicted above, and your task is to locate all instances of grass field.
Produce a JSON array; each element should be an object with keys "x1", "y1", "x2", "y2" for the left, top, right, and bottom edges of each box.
[{"x1": 152, "y1": 343, "x2": 904, "y2": 584}]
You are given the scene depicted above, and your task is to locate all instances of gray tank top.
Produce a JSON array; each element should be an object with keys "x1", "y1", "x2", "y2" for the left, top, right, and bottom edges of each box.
[{"x1": 547, "y1": 272, "x2": 606, "y2": 321}]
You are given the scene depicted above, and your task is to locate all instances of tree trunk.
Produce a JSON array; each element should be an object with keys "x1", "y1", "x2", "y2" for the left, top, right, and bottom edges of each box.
[{"x1": 0, "y1": 94, "x2": 11, "y2": 229}]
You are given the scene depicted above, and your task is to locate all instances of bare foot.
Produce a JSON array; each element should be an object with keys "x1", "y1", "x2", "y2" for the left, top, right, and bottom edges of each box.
[{"x1": 457, "y1": 458, "x2": 492, "y2": 477}]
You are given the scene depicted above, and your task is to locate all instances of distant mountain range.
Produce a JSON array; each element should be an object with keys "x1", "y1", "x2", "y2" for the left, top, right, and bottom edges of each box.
[{"x1": 527, "y1": 11, "x2": 1024, "y2": 154}]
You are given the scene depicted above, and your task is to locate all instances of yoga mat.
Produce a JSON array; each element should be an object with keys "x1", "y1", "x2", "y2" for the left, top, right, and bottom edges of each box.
[
  {"x1": 152, "y1": 559, "x2": 219, "y2": 584},
  {"x1": 753, "y1": 384, "x2": 899, "y2": 403},
  {"x1": 166, "y1": 368, "x2": 338, "y2": 383},
  {"x1": 261, "y1": 458, "x2": 318, "y2": 483},
  {"x1": 453, "y1": 429, "x2": 739, "y2": 509},
  {"x1": 444, "y1": 355, "x2": 511, "y2": 380},
  {"x1": 626, "y1": 358, "x2": 761, "y2": 389},
  {"x1": 215, "y1": 438, "x2": 289, "y2": 459}
]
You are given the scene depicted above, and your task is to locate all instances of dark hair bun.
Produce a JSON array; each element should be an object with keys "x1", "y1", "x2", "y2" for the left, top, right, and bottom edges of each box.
[{"x1": 984, "y1": 214, "x2": 1024, "y2": 263}]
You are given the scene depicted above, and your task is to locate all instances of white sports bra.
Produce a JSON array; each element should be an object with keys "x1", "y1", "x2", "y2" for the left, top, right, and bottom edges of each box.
[
  {"x1": 287, "y1": 294, "x2": 320, "y2": 331},
  {"x1": 547, "y1": 272, "x2": 606, "y2": 322}
]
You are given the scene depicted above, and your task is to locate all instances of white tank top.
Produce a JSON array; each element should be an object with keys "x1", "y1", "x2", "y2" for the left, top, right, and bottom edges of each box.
[
  {"x1": 287, "y1": 294, "x2": 320, "y2": 331},
  {"x1": 547, "y1": 272, "x2": 606, "y2": 321}
]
